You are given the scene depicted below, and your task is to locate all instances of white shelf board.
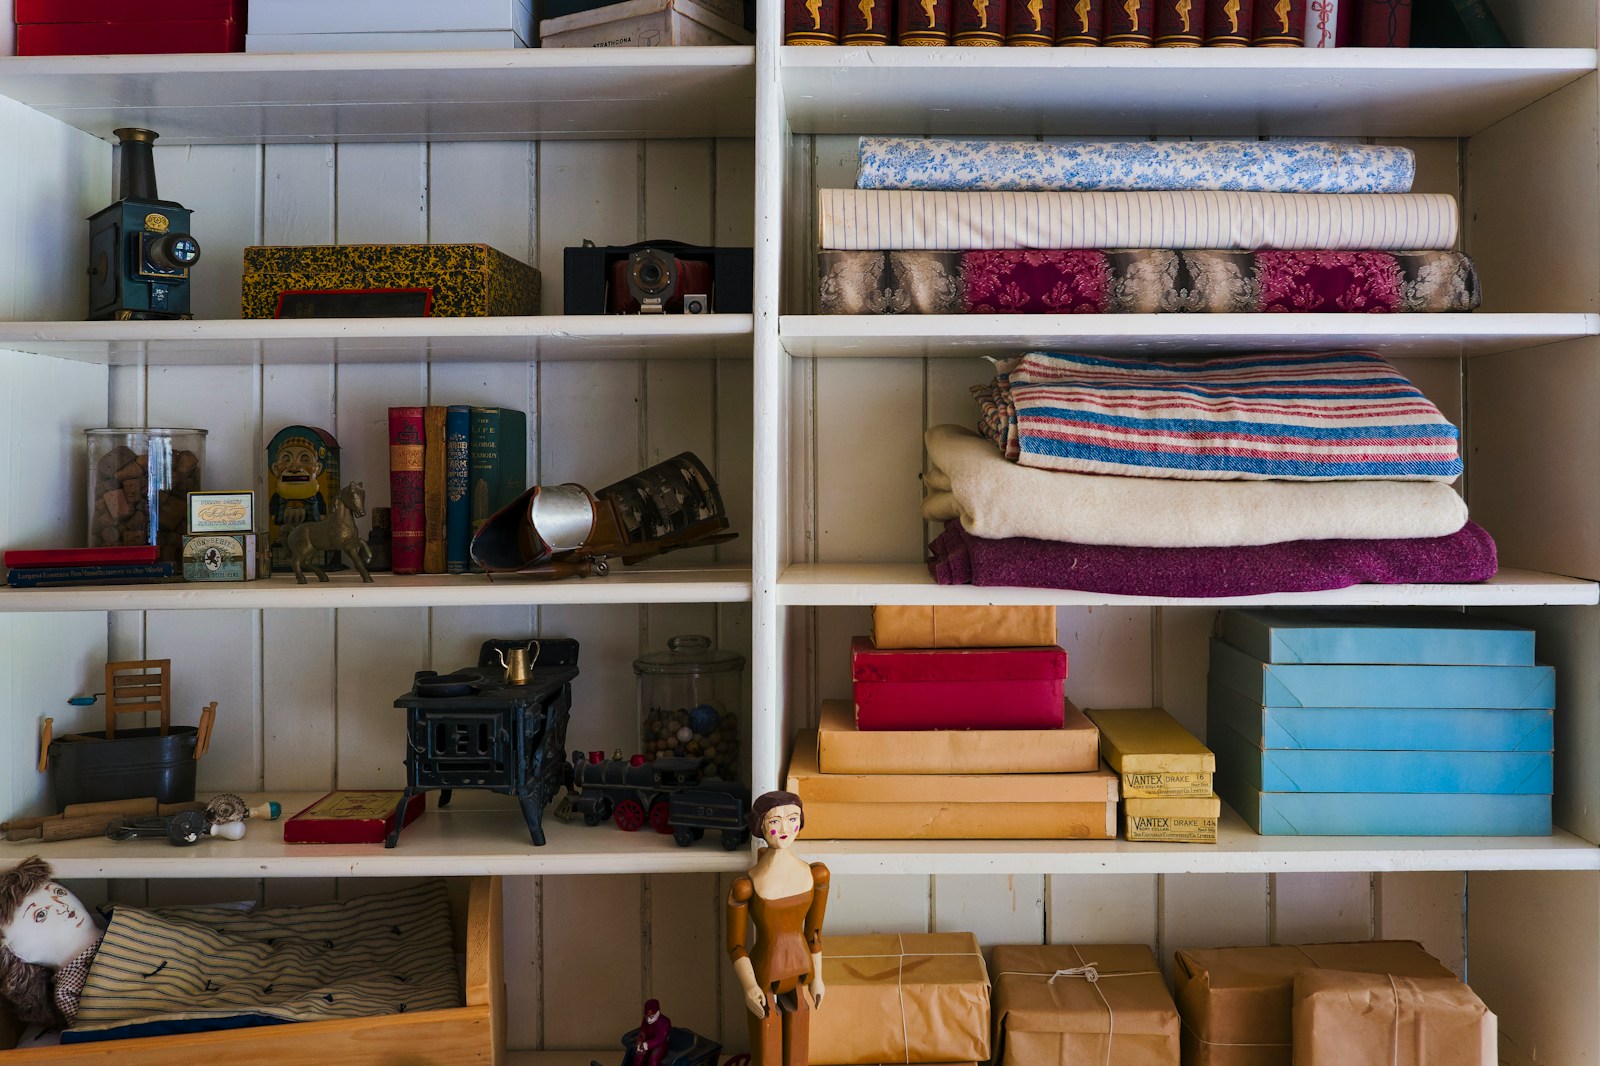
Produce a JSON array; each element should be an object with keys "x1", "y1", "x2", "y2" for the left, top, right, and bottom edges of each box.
[
  {"x1": 0, "y1": 315, "x2": 755, "y2": 367},
  {"x1": 0, "y1": 565, "x2": 752, "y2": 612},
  {"x1": 32, "y1": 793, "x2": 751, "y2": 879},
  {"x1": 777, "y1": 564, "x2": 1600, "y2": 607},
  {"x1": 781, "y1": 46, "x2": 1598, "y2": 137},
  {"x1": 780, "y1": 314, "x2": 1600, "y2": 360},
  {"x1": 0, "y1": 47, "x2": 756, "y2": 144},
  {"x1": 508, "y1": 1054, "x2": 613, "y2": 1066},
  {"x1": 804, "y1": 806, "x2": 1600, "y2": 876}
]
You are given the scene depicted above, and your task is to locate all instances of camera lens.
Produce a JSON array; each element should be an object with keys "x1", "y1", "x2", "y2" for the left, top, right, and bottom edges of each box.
[
  {"x1": 147, "y1": 232, "x2": 201, "y2": 272},
  {"x1": 639, "y1": 263, "x2": 662, "y2": 286}
]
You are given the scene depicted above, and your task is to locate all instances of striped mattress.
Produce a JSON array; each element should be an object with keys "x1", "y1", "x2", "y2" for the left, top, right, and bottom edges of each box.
[
  {"x1": 974, "y1": 351, "x2": 1463, "y2": 482},
  {"x1": 818, "y1": 189, "x2": 1460, "y2": 251}
]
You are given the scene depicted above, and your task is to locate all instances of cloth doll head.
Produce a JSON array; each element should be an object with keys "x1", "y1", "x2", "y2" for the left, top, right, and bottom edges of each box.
[
  {"x1": 0, "y1": 856, "x2": 96, "y2": 1027},
  {"x1": 748, "y1": 790, "x2": 805, "y2": 850}
]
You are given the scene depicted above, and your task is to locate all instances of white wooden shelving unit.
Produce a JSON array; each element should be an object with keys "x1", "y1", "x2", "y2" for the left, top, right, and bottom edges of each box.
[{"x1": 0, "y1": 1, "x2": 1597, "y2": 1055}]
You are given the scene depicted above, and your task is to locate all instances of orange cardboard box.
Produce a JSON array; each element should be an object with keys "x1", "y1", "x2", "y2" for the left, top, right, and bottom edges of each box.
[
  {"x1": 816, "y1": 699, "x2": 1100, "y2": 775},
  {"x1": 872, "y1": 604, "x2": 1057, "y2": 649}
]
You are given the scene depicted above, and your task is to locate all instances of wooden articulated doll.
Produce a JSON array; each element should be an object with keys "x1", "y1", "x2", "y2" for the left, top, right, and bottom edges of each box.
[{"x1": 725, "y1": 791, "x2": 830, "y2": 1066}]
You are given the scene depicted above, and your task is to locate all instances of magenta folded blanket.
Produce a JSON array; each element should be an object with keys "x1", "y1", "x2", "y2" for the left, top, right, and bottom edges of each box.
[{"x1": 928, "y1": 519, "x2": 1498, "y2": 597}]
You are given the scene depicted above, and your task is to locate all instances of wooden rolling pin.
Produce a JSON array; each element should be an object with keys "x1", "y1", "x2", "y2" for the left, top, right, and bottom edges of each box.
[{"x1": 3, "y1": 798, "x2": 205, "y2": 838}]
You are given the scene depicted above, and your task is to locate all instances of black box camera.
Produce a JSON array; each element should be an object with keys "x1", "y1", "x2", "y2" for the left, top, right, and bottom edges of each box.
[{"x1": 563, "y1": 238, "x2": 753, "y2": 315}]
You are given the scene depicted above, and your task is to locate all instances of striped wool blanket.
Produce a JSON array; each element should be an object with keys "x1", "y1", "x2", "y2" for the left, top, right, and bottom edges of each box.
[{"x1": 974, "y1": 351, "x2": 1463, "y2": 482}]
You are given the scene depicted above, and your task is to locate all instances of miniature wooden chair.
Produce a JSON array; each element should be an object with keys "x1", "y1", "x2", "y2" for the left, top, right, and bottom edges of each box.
[{"x1": 104, "y1": 658, "x2": 171, "y2": 739}]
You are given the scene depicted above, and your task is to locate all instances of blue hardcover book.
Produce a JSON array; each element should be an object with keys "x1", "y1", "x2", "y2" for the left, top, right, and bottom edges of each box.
[
  {"x1": 1207, "y1": 681, "x2": 1555, "y2": 753},
  {"x1": 1218, "y1": 608, "x2": 1535, "y2": 666},
  {"x1": 1209, "y1": 639, "x2": 1555, "y2": 710},
  {"x1": 444, "y1": 405, "x2": 471, "y2": 574},
  {"x1": 1208, "y1": 719, "x2": 1553, "y2": 795},
  {"x1": 1218, "y1": 783, "x2": 1553, "y2": 837},
  {"x1": 6, "y1": 562, "x2": 177, "y2": 587}
]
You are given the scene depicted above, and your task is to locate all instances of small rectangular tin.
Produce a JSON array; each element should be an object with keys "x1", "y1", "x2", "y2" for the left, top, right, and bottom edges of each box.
[
  {"x1": 182, "y1": 533, "x2": 259, "y2": 581},
  {"x1": 187, "y1": 490, "x2": 255, "y2": 534}
]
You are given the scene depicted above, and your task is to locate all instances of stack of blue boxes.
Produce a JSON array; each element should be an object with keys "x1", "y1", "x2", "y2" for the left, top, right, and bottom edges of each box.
[{"x1": 1207, "y1": 608, "x2": 1555, "y2": 836}]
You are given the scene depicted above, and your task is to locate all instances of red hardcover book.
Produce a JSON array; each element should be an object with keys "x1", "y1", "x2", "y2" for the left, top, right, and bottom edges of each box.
[
  {"x1": 1055, "y1": 0, "x2": 1103, "y2": 43},
  {"x1": 17, "y1": 18, "x2": 244, "y2": 56},
  {"x1": 422, "y1": 405, "x2": 447, "y2": 575},
  {"x1": 15, "y1": 0, "x2": 243, "y2": 22},
  {"x1": 1006, "y1": 0, "x2": 1056, "y2": 43},
  {"x1": 953, "y1": 0, "x2": 1006, "y2": 44},
  {"x1": 841, "y1": 0, "x2": 893, "y2": 44},
  {"x1": 1204, "y1": 0, "x2": 1253, "y2": 42},
  {"x1": 1103, "y1": 0, "x2": 1155, "y2": 45},
  {"x1": 389, "y1": 406, "x2": 426, "y2": 576},
  {"x1": 283, "y1": 790, "x2": 426, "y2": 845},
  {"x1": 1155, "y1": 0, "x2": 1203, "y2": 43},
  {"x1": 1358, "y1": 0, "x2": 1411, "y2": 45},
  {"x1": 897, "y1": 0, "x2": 951, "y2": 44},
  {"x1": 850, "y1": 636, "x2": 1068, "y2": 731},
  {"x1": 1250, "y1": 0, "x2": 1305, "y2": 43},
  {"x1": 786, "y1": 0, "x2": 840, "y2": 43},
  {"x1": 3, "y1": 545, "x2": 159, "y2": 568}
]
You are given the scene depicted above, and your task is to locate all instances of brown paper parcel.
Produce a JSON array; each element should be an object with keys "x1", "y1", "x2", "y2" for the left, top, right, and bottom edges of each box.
[
  {"x1": 872, "y1": 605, "x2": 1057, "y2": 649},
  {"x1": 809, "y1": 932, "x2": 991, "y2": 1066},
  {"x1": 1292, "y1": 969, "x2": 1496, "y2": 1066},
  {"x1": 1174, "y1": 941, "x2": 1456, "y2": 1066},
  {"x1": 992, "y1": 943, "x2": 1179, "y2": 1066}
]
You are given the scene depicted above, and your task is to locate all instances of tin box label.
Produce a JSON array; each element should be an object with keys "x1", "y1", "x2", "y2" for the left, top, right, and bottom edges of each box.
[
  {"x1": 188, "y1": 490, "x2": 255, "y2": 534},
  {"x1": 1122, "y1": 771, "x2": 1214, "y2": 798},
  {"x1": 182, "y1": 534, "x2": 256, "y2": 581}
]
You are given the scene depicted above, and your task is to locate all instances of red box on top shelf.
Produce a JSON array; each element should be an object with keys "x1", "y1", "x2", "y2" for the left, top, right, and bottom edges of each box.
[
  {"x1": 14, "y1": 0, "x2": 245, "y2": 55},
  {"x1": 850, "y1": 635, "x2": 1068, "y2": 731}
]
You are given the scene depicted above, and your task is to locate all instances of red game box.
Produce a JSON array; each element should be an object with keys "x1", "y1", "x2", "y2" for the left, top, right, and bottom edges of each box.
[
  {"x1": 283, "y1": 790, "x2": 426, "y2": 845},
  {"x1": 15, "y1": 0, "x2": 243, "y2": 21},
  {"x1": 16, "y1": 12, "x2": 245, "y2": 55},
  {"x1": 850, "y1": 636, "x2": 1068, "y2": 731}
]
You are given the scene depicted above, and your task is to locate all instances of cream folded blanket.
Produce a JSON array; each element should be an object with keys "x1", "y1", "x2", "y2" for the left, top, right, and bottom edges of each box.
[{"x1": 924, "y1": 424, "x2": 1469, "y2": 548}]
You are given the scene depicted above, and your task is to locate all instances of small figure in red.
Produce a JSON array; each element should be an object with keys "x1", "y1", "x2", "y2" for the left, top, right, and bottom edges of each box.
[{"x1": 634, "y1": 998, "x2": 672, "y2": 1066}]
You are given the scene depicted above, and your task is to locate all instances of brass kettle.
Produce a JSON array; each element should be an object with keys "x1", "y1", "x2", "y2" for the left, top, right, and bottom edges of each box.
[{"x1": 493, "y1": 640, "x2": 541, "y2": 686}]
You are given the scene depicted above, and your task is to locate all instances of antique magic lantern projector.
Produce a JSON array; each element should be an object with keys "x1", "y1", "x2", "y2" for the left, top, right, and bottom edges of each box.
[{"x1": 88, "y1": 128, "x2": 202, "y2": 321}]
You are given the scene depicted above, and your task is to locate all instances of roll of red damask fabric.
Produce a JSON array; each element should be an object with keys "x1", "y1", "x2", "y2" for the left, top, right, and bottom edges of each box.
[
  {"x1": 816, "y1": 249, "x2": 1480, "y2": 314},
  {"x1": 927, "y1": 518, "x2": 1498, "y2": 597}
]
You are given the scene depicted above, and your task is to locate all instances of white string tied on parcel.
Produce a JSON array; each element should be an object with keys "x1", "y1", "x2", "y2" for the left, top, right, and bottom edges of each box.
[{"x1": 1388, "y1": 973, "x2": 1401, "y2": 1066}]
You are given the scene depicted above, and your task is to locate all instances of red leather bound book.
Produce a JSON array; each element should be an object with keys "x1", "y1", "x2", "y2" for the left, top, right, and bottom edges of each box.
[
  {"x1": 4, "y1": 545, "x2": 159, "y2": 568},
  {"x1": 389, "y1": 406, "x2": 426, "y2": 576},
  {"x1": 1155, "y1": 0, "x2": 1203, "y2": 43},
  {"x1": 1251, "y1": 0, "x2": 1306, "y2": 43},
  {"x1": 954, "y1": 0, "x2": 1006, "y2": 44},
  {"x1": 1103, "y1": 0, "x2": 1155, "y2": 45},
  {"x1": 17, "y1": 19, "x2": 244, "y2": 55},
  {"x1": 1204, "y1": 0, "x2": 1253, "y2": 43},
  {"x1": 422, "y1": 406, "x2": 448, "y2": 575},
  {"x1": 851, "y1": 636, "x2": 1068, "y2": 731},
  {"x1": 15, "y1": 0, "x2": 242, "y2": 21},
  {"x1": 898, "y1": 0, "x2": 952, "y2": 43},
  {"x1": 1006, "y1": 0, "x2": 1056, "y2": 43},
  {"x1": 1055, "y1": 0, "x2": 1103, "y2": 44},
  {"x1": 786, "y1": 0, "x2": 841, "y2": 43},
  {"x1": 1358, "y1": 0, "x2": 1411, "y2": 45},
  {"x1": 841, "y1": 0, "x2": 894, "y2": 44}
]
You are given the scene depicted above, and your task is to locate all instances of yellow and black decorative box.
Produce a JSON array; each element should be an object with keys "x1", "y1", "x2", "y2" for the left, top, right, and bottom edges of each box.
[{"x1": 242, "y1": 243, "x2": 541, "y2": 318}]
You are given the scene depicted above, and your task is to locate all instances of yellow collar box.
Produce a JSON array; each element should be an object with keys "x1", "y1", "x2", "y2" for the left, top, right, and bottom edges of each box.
[
  {"x1": 992, "y1": 943, "x2": 1179, "y2": 1066},
  {"x1": 809, "y1": 932, "x2": 991, "y2": 1066},
  {"x1": 816, "y1": 699, "x2": 1100, "y2": 775},
  {"x1": 1086, "y1": 707, "x2": 1215, "y2": 798},
  {"x1": 242, "y1": 243, "x2": 540, "y2": 318},
  {"x1": 1123, "y1": 795, "x2": 1220, "y2": 843}
]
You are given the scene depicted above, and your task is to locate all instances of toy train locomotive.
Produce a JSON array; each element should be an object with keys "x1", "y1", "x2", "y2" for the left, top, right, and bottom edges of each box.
[{"x1": 566, "y1": 750, "x2": 751, "y2": 850}]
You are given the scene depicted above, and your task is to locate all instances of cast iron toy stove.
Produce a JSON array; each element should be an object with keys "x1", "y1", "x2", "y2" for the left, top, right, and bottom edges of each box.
[{"x1": 389, "y1": 637, "x2": 579, "y2": 848}]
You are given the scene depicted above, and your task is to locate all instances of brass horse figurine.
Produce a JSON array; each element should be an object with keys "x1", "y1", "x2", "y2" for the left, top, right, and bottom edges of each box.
[{"x1": 286, "y1": 480, "x2": 374, "y2": 584}]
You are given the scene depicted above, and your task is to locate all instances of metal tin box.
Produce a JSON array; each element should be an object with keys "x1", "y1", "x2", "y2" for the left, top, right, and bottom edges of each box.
[
  {"x1": 187, "y1": 490, "x2": 255, "y2": 534},
  {"x1": 182, "y1": 533, "x2": 259, "y2": 581}
]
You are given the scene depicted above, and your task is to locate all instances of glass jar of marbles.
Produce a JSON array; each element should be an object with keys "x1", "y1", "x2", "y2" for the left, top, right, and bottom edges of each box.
[{"x1": 635, "y1": 634, "x2": 745, "y2": 782}]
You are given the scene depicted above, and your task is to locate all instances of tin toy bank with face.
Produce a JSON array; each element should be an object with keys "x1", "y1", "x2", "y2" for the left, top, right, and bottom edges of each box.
[{"x1": 87, "y1": 128, "x2": 202, "y2": 321}]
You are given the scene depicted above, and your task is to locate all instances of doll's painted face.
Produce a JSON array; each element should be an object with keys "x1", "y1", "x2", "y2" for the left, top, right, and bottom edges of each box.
[
  {"x1": 3, "y1": 882, "x2": 99, "y2": 968},
  {"x1": 760, "y1": 804, "x2": 803, "y2": 850}
]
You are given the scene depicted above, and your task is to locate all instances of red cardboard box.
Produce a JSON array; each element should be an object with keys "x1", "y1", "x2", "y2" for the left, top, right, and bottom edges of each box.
[
  {"x1": 15, "y1": 0, "x2": 243, "y2": 22},
  {"x1": 17, "y1": 17, "x2": 244, "y2": 55},
  {"x1": 851, "y1": 636, "x2": 1067, "y2": 731}
]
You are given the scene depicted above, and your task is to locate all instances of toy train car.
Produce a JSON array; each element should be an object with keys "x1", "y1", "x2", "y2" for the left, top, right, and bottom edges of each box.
[{"x1": 567, "y1": 750, "x2": 750, "y2": 849}]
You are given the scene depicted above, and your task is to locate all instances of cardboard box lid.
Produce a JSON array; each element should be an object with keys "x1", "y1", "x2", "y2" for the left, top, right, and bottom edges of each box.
[
  {"x1": 1219, "y1": 607, "x2": 1535, "y2": 666},
  {"x1": 789, "y1": 730, "x2": 1119, "y2": 804},
  {"x1": 871, "y1": 604, "x2": 1057, "y2": 649},
  {"x1": 992, "y1": 943, "x2": 1176, "y2": 1037},
  {"x1": 1084, "y1": 707, "x2": 1215, "y2": 775},
  {"x1": 851, "y1": 636, "x2": 1068, "y2": 683},
  {"x1": 829, "y1": 931, "x2": 989, "y2": 986},
  {"x1": 1174, "y1": 940, "x2": 1456, "y2": 1048},
  {"x1": 243, "y1": 243, "x2": 536, "y2": 275},
  {"x1": 817, "y1": 698, "x2": 1100, "y2": 772}
]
